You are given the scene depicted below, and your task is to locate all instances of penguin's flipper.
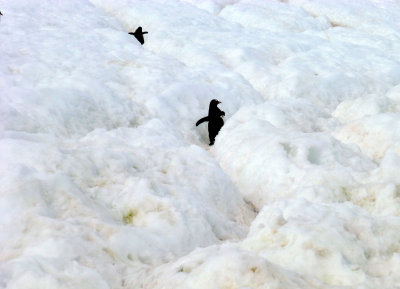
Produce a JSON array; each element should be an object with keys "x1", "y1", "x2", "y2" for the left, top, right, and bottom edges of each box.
[{"x1": 196, "y1": 116, "x2": 209, "y2": 126}]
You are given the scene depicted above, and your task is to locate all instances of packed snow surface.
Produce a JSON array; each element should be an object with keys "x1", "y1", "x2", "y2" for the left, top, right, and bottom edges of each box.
[{"x1": 2, "y1": 0, "x2": 400, "y2": 288}]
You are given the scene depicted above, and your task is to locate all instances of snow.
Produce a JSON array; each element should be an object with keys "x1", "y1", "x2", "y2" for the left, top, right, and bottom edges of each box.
[{"x1": 2, "y1": 0, "x2": 400, "y2": 288}]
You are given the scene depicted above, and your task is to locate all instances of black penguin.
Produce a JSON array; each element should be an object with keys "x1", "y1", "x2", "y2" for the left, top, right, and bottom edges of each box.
[
  {"x1": 0, "y1": 11, "x2": 3, "y2": 16},
  {"x1": 196, "y1": 99, "x2": 225, "y2": 146},
  {"x1": 129, "y1": 26, "x2": 148, "y2": 45}
]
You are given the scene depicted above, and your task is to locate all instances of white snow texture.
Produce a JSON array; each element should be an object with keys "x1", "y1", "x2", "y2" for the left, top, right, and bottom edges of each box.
[{"x1": 1, "y1": 0, "x2": 400, "y2": 288}]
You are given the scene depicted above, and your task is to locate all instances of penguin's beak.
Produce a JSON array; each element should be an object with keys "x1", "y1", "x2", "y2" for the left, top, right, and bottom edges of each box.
[{"x1": 218, "y1": 101, "x2": 221, "y2": 103}]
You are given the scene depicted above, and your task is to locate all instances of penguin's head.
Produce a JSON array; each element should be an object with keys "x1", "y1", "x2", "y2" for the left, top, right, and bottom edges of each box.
[{"x1": 211, "y1": 99, "x2": 221, "y2": 105}]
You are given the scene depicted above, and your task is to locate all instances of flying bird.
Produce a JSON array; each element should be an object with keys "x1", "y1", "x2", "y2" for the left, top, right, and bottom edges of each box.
[
  {"x1": 196, "y1": 99, "x2": 225, "y2": 146},
  {"x1": 129, "y1": 26, "x2": 148, "y2": 45}
]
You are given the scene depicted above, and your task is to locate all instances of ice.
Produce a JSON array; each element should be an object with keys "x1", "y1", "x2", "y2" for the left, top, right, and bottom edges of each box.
[{"x1": 2, "y1": 0, "x2": 400, "y2": 288}]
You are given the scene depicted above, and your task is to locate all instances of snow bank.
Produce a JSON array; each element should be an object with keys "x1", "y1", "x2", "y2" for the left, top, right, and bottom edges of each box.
[
  {"x1": 140, "y1": 244, "x2": 322, "y2": 289},
  {"x1": 2, "y1": 0, "x2": 400, "y2": 288},
  {"x1": 0, "y1": 0, "x2": 254, "y2": 287},
  {"x1": 242, "y1": 199, "x2": 400, "y2": 286},
  {"x1": 214, "y1": 100, "x2": 376, "y2": 208}
]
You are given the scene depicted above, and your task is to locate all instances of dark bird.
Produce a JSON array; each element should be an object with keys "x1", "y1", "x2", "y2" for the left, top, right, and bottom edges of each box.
[
  {"x1": 128, "y1": 26, "x2": 148, "y2": 45},
  {"x1": 0, "y1": 11, "x2": 3, "y2": 16},
  {"x1": 196, "y1": 99, "x2": 225, "y2": 146}
]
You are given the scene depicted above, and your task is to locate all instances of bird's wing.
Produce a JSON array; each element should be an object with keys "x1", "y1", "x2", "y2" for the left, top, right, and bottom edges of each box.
[{"x1": 196, "y1": 116, "x2": 209, "y2": 126}]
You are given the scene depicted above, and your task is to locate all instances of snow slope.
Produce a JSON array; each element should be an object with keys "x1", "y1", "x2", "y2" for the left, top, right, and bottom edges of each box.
[{"x1": 1, "y1": 0, "x2": 400, "y2": 288}]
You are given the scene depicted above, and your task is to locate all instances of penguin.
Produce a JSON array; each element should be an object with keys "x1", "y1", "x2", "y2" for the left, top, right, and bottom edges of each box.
[
  {"x1": 196, "y1": 99, "x2": 225, "y2": 146},
  {"x1": 128, "y1": 26, "x2": 148, "y2": 45}
]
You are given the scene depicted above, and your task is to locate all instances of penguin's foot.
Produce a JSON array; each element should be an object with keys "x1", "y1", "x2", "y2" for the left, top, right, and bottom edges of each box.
[{"x1": 209, "y1": 141, "x2": 214, "y2": 146}]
